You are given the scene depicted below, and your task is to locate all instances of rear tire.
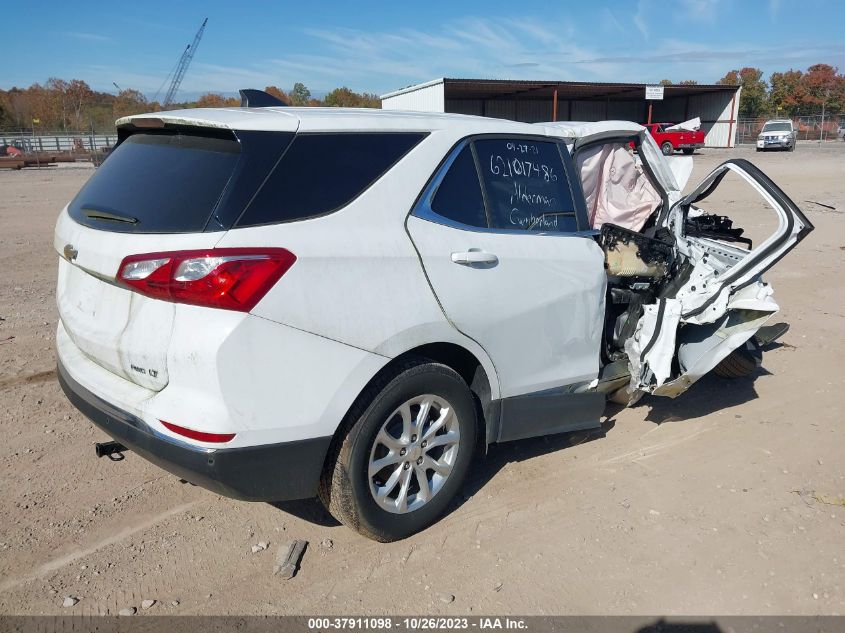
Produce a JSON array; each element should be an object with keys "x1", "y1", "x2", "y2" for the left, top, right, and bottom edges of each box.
[
  {"x1": 661, "y1": 141, "x2": 674, "y2": 156},
  {"x1": 318, "y1": 361, "x2": 477, "y2": 542},
  {"x1": 712, "y1": 341, "x2": 763, "y2": 379}
]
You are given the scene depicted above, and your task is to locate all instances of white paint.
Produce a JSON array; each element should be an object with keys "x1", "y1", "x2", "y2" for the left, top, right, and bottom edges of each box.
[
  {"x1": 406, "y1": 217, "x2": 606, "y2": 398},
  {"x1": 54, "y1": 107, "x2": 807, "y2": 480}
]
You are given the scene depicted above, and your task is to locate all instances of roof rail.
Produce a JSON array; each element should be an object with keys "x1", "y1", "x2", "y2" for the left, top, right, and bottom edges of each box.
[{"x1": 239, "y1": 89, "x2": 288, "y2": 108}]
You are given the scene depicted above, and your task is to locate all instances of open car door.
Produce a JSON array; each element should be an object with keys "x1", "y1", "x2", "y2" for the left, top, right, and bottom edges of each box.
[{"x1": 626, "y1": 158, "x2": 814, "y2": 398}]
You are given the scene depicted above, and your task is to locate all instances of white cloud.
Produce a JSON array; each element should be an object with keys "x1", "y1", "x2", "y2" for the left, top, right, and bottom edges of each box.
[
  {"x1": 65, "y1": 31, "x2": 113, "y2": 43},
  {"x1": 73, "y1": 10, "x2": 845, "y2": 99},
  {"x1": 634, "y1": 0, "x2": 650, "y2": 39},
  {"x1": 600, "y1": 8, "x2": 625, "y2": 34},
  {"x1": 676, "y1": 0, "x2": 723, "y2": 24}
]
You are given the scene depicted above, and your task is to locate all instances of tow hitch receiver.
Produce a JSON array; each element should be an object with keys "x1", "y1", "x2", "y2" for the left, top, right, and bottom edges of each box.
[{"x1": 95, "y1": 441, "x2": 128, "y2": 460}]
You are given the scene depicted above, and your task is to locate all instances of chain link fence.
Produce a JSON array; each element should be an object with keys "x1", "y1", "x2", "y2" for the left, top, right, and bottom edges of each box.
[{"x1": 736, "y1": 114, "x2": 844, "y2": 145}]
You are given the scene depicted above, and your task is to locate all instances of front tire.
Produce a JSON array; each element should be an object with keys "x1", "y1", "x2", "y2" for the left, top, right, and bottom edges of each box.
[
  {"x1": 712, "y1": 340, "x2": 763, "y2": 379},
  {"x1": 318, "y1": 361, "x2": 477, "y2": 542},
  {"x1": 661, "y1": 141, "x2": 674, "y2": 156}
]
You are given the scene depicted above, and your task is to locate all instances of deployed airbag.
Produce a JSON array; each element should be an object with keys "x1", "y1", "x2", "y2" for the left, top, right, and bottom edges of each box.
[{"x1": 576, "y1": 143, "x2": 661, "y2": 232}]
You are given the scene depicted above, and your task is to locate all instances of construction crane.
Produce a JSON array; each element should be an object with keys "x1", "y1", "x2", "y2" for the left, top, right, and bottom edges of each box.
[{"x1": 162, "y1": 18, "x2": 208, "y2": 108}]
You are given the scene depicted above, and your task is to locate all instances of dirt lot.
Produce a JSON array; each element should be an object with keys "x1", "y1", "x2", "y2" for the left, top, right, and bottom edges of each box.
[{"x1": 1, "y1": 144, "x2": 843, "y2": 616}]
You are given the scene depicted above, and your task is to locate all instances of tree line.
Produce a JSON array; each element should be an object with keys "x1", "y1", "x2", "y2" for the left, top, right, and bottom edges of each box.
[
  {"x1": 0, "y1": 80, "x2": 380, "y2": 132},
  {"x1": 714, "y1": 64, "x2": 843, "y2": 119},
  {"x1": 2, "y1": 63, "x2": 842, "y2": 132}
]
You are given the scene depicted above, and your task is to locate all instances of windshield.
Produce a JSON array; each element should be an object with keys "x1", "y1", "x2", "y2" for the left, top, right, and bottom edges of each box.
[{"x1": 762, "y1": 122, "x2": 791, "y2": 132}]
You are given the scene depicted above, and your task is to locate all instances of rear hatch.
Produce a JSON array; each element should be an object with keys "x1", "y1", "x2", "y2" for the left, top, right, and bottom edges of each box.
[{"x1": 55, "y1": 115, "x2": 296, "y2": 391}]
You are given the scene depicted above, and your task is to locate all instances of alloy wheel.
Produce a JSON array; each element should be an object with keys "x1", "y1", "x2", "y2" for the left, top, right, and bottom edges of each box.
[{"x1": 368, "y1": 394, "x2": 460, "y2": 514}]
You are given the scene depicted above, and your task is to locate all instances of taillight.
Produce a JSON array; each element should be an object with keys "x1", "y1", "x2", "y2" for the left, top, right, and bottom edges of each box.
[
  {"x1": 160, "y1": 420, "x2": 236, "y2": 443},
  {"x1": 117, "y1": 248, "x2": 295, "y2": 312}
]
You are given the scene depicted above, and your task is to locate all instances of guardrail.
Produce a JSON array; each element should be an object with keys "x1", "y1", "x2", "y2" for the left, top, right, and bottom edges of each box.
[{"x1": 0, "y1": 132, "x2": 117, "y2": 153}]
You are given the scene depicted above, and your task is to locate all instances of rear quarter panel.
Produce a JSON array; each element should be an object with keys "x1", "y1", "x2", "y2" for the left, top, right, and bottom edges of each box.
[{"x1": 215, "y1": 129, "x2": 502, "y2": 399}]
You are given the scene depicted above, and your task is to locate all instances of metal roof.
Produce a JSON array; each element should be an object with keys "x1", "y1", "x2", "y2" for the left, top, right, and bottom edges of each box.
[{"x1": 381, "y1": 78, "x2": 738, "y2": 102}]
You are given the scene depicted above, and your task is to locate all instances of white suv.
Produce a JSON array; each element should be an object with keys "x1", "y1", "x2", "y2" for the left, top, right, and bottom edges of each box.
[
  {"x1": 757, "y1": 119, "x2": 797, "y2": 151},
  {"x1": 55, "y1": 101, "x2": 812, "y2": 541}
]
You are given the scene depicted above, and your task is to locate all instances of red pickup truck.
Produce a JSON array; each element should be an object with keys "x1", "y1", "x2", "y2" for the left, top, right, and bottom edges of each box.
[{"x1": 646, "y1": 122, "x2": 705, "y2": 155}]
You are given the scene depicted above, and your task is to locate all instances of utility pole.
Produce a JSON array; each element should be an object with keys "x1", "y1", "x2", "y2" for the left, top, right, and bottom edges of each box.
[{"x1": 819, "y1": 88, "x2": 830, "y2": 145}]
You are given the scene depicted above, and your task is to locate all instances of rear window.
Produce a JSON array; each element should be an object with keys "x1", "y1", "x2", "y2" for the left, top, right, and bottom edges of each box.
[
  {"x1": 236, "y1": 132, "x2": 425, "y2": 227},
  {"x1": 69, "y1": 133, "x2": 241, "y2": 233}
]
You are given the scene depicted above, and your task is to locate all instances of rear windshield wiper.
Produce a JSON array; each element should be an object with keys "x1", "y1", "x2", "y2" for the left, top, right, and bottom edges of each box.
[{"x1": 82, "y1": 208, "x2": 139, "y2": 224}]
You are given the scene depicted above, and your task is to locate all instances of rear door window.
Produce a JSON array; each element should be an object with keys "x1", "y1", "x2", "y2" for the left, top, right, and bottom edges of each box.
[
  {"x1": 474, "y1": 138, "x2": 579, "y2": 232},
  {"x1": 236, "y1": 132, "x2": 426, "y2": 227},
  {"x1": 68, "y1": 133, "x2": 241, "y2": 233}
]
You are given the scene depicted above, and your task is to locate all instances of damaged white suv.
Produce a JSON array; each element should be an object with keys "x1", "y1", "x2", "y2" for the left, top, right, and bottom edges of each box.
[{"x1": 55, "y1": 102, "x2": 812, "y2": 541}]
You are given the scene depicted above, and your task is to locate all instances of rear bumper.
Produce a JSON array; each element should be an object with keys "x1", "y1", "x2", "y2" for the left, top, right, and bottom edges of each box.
[
  {"x1": 58, "y1": 361, "x2": 332, "y2": 501},
  {"x1": 677, "y1": 143, "x2": 704, "y2": 149}
]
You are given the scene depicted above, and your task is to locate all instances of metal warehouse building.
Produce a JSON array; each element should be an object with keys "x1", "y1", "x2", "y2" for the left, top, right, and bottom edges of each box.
[{"x1": 381, "y1": 78, "x2": 742, "y2": 148}]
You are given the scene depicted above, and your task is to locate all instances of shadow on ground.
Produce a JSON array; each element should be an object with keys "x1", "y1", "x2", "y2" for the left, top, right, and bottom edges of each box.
[
  {"x1": 271, "y1": 369, "x2": 765, "y2": 528},
  {"x1": 640, "y1": 370, "x2": 766, "y2": 425}
]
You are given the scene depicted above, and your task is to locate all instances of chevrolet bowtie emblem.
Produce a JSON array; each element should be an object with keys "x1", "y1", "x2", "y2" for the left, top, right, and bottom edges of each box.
[{"x1": 63, "y1": 244, "x2": 78, "y2": 261}]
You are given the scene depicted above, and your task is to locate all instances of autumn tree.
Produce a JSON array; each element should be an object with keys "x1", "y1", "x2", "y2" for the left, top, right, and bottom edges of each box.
[
  {"x1": 658, "y1": 79, "x2": 698, "y2": 86},
  {"x1": 718, "y1": 67, "x2": 767, "y2": 118},
  {"x1": 263, "y1": 85, "x2": 291, "y2": 105},
  {"x1": 290, "y1": 82, "x2": 311, "y2": 106},
  {"x1": 0, "y1": 95, "x2": 13, "y2": 127},
  {"x1": 65, "y1": 79, "x2": 94, "y2": 129},
  {"x1": 195, "y1": 93, "x2": 240, "y2": 108},
  {"x1": 113, "y1": 89, "x2": 148, "y2": 119},
  {"x1": 769, "y1": 70, "x2": 805, "y2": 116},
  {"x1": 323, "y1": 87, "x2": 380, "y2": 108},
  {"x1": 801, "y1": 63, "x2": 845, "y2": 113}
]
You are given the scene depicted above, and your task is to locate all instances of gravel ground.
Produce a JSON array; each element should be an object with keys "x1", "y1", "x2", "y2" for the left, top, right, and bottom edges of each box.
[{"x1": 0, "y1": 144, "x2": 843, "y2": 616}]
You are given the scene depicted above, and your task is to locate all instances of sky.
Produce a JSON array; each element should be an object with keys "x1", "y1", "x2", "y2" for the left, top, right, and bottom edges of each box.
[{"x1": 1, "y1": 0, "x2": 844, "y2": 100}]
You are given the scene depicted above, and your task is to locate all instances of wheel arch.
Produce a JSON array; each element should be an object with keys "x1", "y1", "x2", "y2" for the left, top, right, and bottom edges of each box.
[{"x1": 325, "y1": 341, "x2": 499, "y2": 475}]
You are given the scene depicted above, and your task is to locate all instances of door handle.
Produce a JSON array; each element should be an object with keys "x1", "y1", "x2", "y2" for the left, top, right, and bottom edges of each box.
[{"x1": 451, "y1": 250, "x2": 498, "y2": 266}]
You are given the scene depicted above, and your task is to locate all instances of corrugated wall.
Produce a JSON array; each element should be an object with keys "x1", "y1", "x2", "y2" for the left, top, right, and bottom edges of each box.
[
  {"x1": 652, "y1": 90, "x2": 739, "y2": 147},
  {"x1": 446, "y1": 99, "x2": 556, "y2": 122},
  {"x1": 444, "y1": 95, "x2": 737, "y2": 146},
  {"x1": 381, "y1": 82, "x2": 445, "y2": 112},
  {"x1": 386, "y1": 84, "x2": 740, "y2": 148}
]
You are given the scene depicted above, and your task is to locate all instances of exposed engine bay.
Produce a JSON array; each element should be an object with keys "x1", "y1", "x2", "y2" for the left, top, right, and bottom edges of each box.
[
  {"x1": 559, "y1": 122, "x2": 812, "y2": 403},
  {"x1": 599, "y1": 223, "x2": 680, "y2": 365},
  {"x1": 596, "y1": 200, "x2": 777, "y2": 401}
]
